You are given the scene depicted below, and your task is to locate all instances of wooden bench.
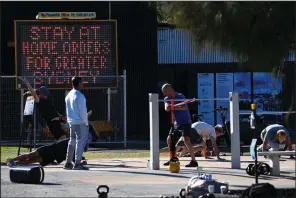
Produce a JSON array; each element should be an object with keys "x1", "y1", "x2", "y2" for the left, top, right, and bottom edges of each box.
[
  {"x1": 257, "y1": 151, "x2": 296, "y2": 176},
  {"x1": 90, "y1": 120, "x2": 113, "y2": 141}
]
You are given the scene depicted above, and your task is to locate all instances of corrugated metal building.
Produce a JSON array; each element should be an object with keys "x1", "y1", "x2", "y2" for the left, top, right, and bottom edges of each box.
[{"x1": 158, "y1": 27, "x2": 296, "y2": 64}]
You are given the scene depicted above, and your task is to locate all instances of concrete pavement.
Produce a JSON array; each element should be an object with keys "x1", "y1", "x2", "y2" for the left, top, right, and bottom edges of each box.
[{"x1": 1, "y1": 156, "x2": 295, "y2": 197}]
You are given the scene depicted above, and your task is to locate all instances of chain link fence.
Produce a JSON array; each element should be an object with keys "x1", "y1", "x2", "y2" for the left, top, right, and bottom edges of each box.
[{"x1": 0, "y1": 73, "x2": 127, "y2": 148}]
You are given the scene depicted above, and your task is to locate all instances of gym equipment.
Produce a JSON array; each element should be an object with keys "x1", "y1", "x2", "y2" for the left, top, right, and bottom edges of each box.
[
  {"x1": 97, "y1": 185, "x2": 109, "y2": 198},
  {"x1": 245, "y1": 162, "x2": 270, "y2": 176},
  {"x1": 179, "y1": 189, "x2": 186, "y2": 198},
  {"x1": 10, "y1": 165, "x2": 44, "y2": 184},
  {"x1": 174, "y1": 98, "x2": 197, "y2": 107},
  {"x1": 168, "y1": 160, "x2": 180, "y2": 173}
]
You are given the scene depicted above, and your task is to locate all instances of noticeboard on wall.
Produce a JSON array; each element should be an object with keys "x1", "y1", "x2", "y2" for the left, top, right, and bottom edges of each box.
[{"x1": 197, "y1": 73, "x2": 215, "y2": 126}]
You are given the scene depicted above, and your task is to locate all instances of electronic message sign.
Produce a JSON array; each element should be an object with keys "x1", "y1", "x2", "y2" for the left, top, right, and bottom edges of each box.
[{"x1": 15, "y1": 20, "x2": 117, "y2": 89}]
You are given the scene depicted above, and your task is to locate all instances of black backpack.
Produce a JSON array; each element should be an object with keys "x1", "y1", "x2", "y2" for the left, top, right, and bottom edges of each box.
[{"x1": 241, "y1": 183, "x2": 277, "y2": 198}]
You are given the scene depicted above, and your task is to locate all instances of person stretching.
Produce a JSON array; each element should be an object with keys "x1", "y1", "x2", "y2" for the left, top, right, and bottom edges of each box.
[
  {"x1": 6, "y1": 136, "x2": 92, "y2": 168},
  {"x1": 191, "y1": 122, "x2": 224, "y2": 160},
  {"x1": 257, "y1": 124, "x2": 294, "y2": 158}
]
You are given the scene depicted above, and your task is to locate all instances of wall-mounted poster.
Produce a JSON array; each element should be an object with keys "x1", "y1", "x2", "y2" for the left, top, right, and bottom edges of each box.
[
  {"x1": 216, "y1": 73, "x2": 233, "y2": 125},
  {"x1": 253, "y1": 72, "x2": 282, "y2": 112},
  {"x1": 197, "y1": 73, "x2": 215, "y2": 126},
  {"x1": 234, "y1": 72, "x2": 251, "y2": 111}
]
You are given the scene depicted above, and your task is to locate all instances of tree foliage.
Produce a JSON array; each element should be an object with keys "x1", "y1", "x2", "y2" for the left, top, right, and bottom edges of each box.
[{"x1": 157, "y1": 2, "x2": 296, "y2": 71}]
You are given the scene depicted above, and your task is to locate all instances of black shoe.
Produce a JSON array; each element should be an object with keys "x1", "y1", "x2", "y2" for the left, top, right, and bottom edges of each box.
[
  {"x1": 163, "y1": 161, "x2": 170, "y2": 166},
  {"x1": 185, "y1": 160, "x2": 198, "y2": 167},
  {"x1": 163, "y1": 157, "x2": 179, "y2": 166},
  {"x1": 82, "y1": 160, "x2": 87, "y2": 165},
  {"x1": 63, "y1": 163, "x2": 73, "y2": 170},
  {"x1": 82, "y1": 156, "x2": 86, "y2": 160},
  {"x1": 73, "y1": 163, "x2": 89, "y2": 170}
]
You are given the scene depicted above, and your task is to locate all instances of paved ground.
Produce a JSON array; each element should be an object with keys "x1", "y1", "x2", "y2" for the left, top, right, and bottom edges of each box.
[{"x1": 1, "y1": 156, "x2": 295, "y2": 197}]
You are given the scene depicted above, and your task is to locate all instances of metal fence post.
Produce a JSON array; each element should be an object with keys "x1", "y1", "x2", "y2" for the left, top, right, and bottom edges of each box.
[
  {"x1": 107, "y1": 88, "x2": 111, "y2": 121},
  {"x1": 18, "y1": 89, "x2": 24, "y2": 155},
  {"x1": 123, "y1": 70, "x2": 127, "y2": 149},
  {"x1": 230, "y1": 92, "x2": 241, "y2": 169},
  {"x1": 33, "y1": 75, "x2": 36, "y2": 149},
  {"x1": 149, "y1": 93, "x2": 159, "y2": 170}
]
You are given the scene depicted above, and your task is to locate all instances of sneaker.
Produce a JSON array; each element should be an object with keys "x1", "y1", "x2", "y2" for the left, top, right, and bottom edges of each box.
[
  {"x1": 6, "y1": 158, "x2": 16, "y2": 167},
  {"x1": 163, "y1": 157, "x2": 179, "y2": 166},
  {"x1": 81, "y1": 160, "x2": 87, "y2": 165},
  {"x1": 185, "y1": 160, "x2": 198, "y2": 167},
  {"x1": 163, "y1": 161, "x2": 170, "y2": 166},
  {"x1": 63, "y1": 162, "x2": 73, "y2": 170},
  {"x1": 73, "y1": 163, "x2": 89, "y2": 170}
]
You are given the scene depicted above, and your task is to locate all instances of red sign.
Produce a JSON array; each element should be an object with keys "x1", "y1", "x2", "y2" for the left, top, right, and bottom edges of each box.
[{"x1": 15, "y1": 20, "x2": 117, "y2": 89}]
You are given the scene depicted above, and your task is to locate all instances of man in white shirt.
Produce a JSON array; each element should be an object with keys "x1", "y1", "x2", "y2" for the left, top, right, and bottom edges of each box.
[
  {"x1": 63, "y1": 76, "x2": 89, "y2": 170},
  {"x1": 176, "y1": 122, "x2": 224, "y2": 160},
  {"x1": 191, "y1": 122, "x2": 223, "y2": 160}
]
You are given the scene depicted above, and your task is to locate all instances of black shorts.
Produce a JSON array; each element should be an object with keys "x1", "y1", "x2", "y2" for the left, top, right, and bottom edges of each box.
[
  {"x1": 53, "y1": 139, "x2": 69, "y2": 164},
  {"x1": 176, "y1": 128, "x2": 203, "y2": 147},
  {"x1": 169, "y1": 124, "x2": 191, "y2": 138},
  {"x1": 47, "y1": 120, "x2": 65, "y2": 140},
  {"x1": 37, "y1": 144, "x2": 56, "y2": 167}
]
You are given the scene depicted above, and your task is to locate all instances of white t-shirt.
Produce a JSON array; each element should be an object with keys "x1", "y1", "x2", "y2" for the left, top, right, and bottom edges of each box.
[{"x1": 191, "y1": 121, "x2": 216, "y2": 140}]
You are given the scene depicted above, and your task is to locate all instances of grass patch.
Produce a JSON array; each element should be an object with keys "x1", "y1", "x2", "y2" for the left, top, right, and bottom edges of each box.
[{"x1": 1, "y1": 146, "x2": 168, "y2": 163}]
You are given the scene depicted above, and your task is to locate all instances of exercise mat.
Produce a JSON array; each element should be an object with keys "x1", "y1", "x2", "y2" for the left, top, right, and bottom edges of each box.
[{"x1": 10, "y1": 165, "x2": 45, "y2": 184}]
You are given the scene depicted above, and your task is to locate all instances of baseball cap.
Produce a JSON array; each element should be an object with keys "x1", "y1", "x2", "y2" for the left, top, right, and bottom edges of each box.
[
  {"x1": 161, "y1": 83, "x2": 172, "y2": 91},
  {"x1": 39, "y1": 86, "x2": 50, "y2": 96}
]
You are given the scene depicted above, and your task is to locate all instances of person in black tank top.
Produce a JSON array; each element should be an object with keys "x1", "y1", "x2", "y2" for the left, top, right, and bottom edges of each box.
[
  {"x1": 6, "y1": 138, "x2": 91, "y2": 167},
  {"x1": 18, "y1": 77, "x2": 66, "y2": 141},
  {"x1": 6, "y1": 139, "x2": 69, "y2": 167}
]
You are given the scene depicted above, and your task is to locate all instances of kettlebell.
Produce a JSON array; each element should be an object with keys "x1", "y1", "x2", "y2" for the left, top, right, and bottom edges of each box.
[
  {"x1": 179, "y1": 188, "x2": 186, "y2": 198},
  {"x1": 97, "y1": 185, "x2": 109, "y2": 198},
  {"x1": 168, "y1": 161, "x2": 180, "y2": 173}
]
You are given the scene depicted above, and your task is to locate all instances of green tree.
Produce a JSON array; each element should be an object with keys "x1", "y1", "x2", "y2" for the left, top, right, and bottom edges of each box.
[{"x1": 158, "y1": 2, "x2": 296, "y2": 71}]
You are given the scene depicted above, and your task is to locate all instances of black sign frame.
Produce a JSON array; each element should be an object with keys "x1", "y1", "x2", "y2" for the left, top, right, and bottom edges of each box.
[{"x1": 14, "y1": 20, "x2": 118, "y2": 90}]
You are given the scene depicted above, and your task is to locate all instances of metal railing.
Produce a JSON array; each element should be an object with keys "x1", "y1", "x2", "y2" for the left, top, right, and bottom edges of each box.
[{"x1": 0, "y1": 71, "x2": 127, "y2": 148}]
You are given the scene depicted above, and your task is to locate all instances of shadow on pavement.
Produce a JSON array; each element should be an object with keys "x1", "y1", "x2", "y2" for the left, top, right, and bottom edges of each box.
[
  {"x1": 97, "y1": 169, "x2": 192, "y2": 179},
  {"x1": 41, "y1": 182, "x2": 62, "y2": 186}
]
